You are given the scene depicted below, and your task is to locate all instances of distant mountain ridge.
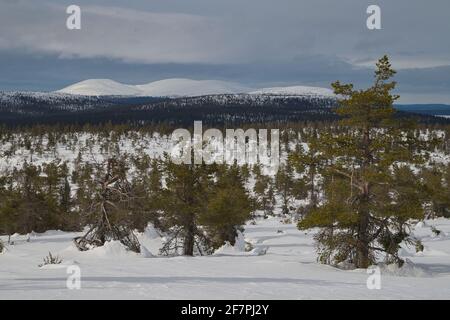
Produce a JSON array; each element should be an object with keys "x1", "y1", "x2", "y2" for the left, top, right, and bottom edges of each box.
[
  {"x1": 0, "y1": 87, "x2": 338, "y2": 126},
  {"x1": 0, "y1": 85, "x2": 448, "y2": 127},
  {"x1": 56, "y1": 78, "x2": 335, "y2": 98}
]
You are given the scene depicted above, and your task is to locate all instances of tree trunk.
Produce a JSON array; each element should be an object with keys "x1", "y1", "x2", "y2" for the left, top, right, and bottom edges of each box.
[
  {"x1": 356, "y1": 211, "x2": 370, "y2": 268},
  {"x1": 356, "y1": 183, "x2": 370, "y2": 268},
  {"x1": 355, "y1": 127, "x2": 372, "y2": 269},
  {"x1": 310, "y1": 166, "x2": 317, "y2": 208},
  {"x1": 183, "y1": 222, "x2": 195, "y2": 256}
]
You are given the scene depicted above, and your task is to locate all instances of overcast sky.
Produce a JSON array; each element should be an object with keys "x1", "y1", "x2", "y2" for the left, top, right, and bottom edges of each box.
[{"x1": 1, "y1": 0, "x2": 449, "y2": 103}]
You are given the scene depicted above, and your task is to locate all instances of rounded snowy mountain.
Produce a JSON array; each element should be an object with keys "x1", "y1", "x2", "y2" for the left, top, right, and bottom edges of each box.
[
  {"x1": 57, "y1": 79, "x2": 142, "y2": 96},
  {"x1": 57, "y1": 78, "x2": 252, "y2": 97},
  {"x1": 135, "y1": 78, "x2": 251, "y2": 97},
  {"x1": 56, "y1": 78, "x2": 334, "y2": 98}
]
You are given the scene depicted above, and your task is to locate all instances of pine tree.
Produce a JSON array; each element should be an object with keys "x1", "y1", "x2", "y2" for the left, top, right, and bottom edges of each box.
[
  {"x1": 274, "y1": 164, "x2": 296, "y2": 215},
  {"x1": 158, "y1": 157, "x2": 212, "y2": 256},
  {"x1": 421, "y1": 164, "x2": 450, "y2": 218},
  {"x1": 131, "y1": 157, "x2": 163, "y2": 231},
  {"x1": 0, "y1": 190, "x2": 19, "y2": 245},
  {"x1": 200, "y1": 164, "x2": 252, "y2": 249},
  {"x1": 11, "y1": 162, "x2": 61, "y2": 233},
  {"x1": 43, "y1": 160, "x2": 76, "y2": 230},
  {"x1": 288, "y1": 138, "x2": 325, "y2": 214},
  {"x1": 60, "y1": 176, "x2": 71, "y2": 214},
  {"x1": 298, "y1": 56, "x2": 425, "y2": 268},
  {"x1": 253, "y1": 165, "x2": 275, "y2": 216},
  {"x1": 74, "y1": 158, "x2": 141, "y2": 253},
  {"x1": 0, "y1": 174, "x2": 19, "y2": 245},
  {"x1": 159, "y1": 159, "x2": 252, "y2": 256},
  {"x1": 240, "y1": 163, "x2": 251, "y2": 184}
]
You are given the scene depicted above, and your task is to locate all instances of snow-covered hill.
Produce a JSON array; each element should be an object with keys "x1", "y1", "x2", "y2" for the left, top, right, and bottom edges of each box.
[
  {"x1": 57, "y1": 78, "x2": 253, "y2": 97},
  {"x1": 56, "y1": 78, "x2": 335, "y2": 98},
  {"x1": 249, "y1": 85, "x2": 334, "y2": 98},
  {"x1": 56, "y1": 79, "x2": 143, "y2": 96},
  {"x1": 0, "y1": 91, "x2": 115, "y2": 113},
  {"x1": 135, "y1": 79, "x2": 253, "y2": 97}
]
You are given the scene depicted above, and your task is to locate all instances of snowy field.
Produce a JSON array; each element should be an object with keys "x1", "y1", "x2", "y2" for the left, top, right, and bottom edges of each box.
[{"x1": 1, "y1": 217, "x2": 449, "y2": 299}]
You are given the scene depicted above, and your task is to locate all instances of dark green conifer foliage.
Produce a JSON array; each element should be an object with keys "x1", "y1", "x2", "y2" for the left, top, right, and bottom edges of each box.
[
  {"x1": 421, "y1": 164, "x2": 450, "y2": 218},
  {"x1": 130, "y1": 156, "x2": 163, "y2": 231},
  {"x1": 298, "y1": 56, "x2": 425, "y2": 268},
  {"x1": 158, "y1": 157, "x2": 212, "y2": 256},
  {"x1": 289, "y1": 139, "x2": 325, "y2": 215},
  {"x1": 159, "y1": 157, "x2": 252, "y2": 256},
  {"x1": 274, "y1": 164, "x2": 296, "y2": 215},
  {"x1": 253, "y1": 165, "x2": 276, "y2": 216},
  {"x1": 201, "y1": 164, "x2": 252, "y2": 249}
]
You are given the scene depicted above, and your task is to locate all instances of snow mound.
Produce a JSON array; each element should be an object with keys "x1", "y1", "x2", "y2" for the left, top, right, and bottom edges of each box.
[
  {"x1": 142, "y1": 224, "x2": 162, "y2": 240},
  {"x1": 213, "y1": 242, "x2": 240, "y2": 255},
  {"x1": 234, "y1": 230, "x2": 246, "y2": 252},
  {"x1": 415, "y1": 221, "x2": 427, "y2": 228},
  {"x1": 214, "y1": 231, "x2": 268, "y2": 256},
  {"x1": 214, "y1": 230, "x2": 247, "y2": 255},
  {"x1": 214, "y1": 243, "x2": 268, "y2": 256},
  {"x1": 377, "y1": 259, "x2": 430, "y2": 277},
  {"x1": 136, "y1": 224, "x2": 164, "y2": 254},
  {"x1": 85, "y1": 240, "x2": 138, "y2": 258},
  {"x1": 250, "y1": 246, "x2": 269, "y2": 256},
  {"x1": 140, "y1": 245, "x2": 154, "y2": 258},
  {"x1": 214, "y1": 231, "x2": 247, "y2": 255}
]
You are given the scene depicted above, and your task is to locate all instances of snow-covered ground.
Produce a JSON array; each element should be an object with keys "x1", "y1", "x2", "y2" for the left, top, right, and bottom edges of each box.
[{"x1": 1, "y1": 217, "x2": 449, "y2": 299}]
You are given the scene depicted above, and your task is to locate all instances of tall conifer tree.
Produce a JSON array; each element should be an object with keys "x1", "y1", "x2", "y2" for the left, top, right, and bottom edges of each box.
[{"x1": 298, "y1": 56, "x2": 425, "y2": 268}]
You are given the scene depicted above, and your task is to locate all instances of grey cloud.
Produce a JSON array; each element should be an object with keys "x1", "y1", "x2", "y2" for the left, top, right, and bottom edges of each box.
[
  {"x1": 0, "y1": 2, "x2": 237, "y2": 64},
  {"x1": 2, "y1": 0, "x2": 450, "y2": 67},
  {"x1": 0, "y1": 0, "x2": 449, "y2": 103}
]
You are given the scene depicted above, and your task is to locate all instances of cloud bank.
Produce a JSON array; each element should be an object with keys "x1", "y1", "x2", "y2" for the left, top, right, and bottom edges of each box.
[{"x1": 0, "y1": 0, "x2": 449, "y2": 103}]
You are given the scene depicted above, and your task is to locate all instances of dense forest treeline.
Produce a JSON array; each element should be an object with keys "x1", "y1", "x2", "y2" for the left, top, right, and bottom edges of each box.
[{"x1": 1, "y1": 90, "x2": 449, "y2": 127}]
